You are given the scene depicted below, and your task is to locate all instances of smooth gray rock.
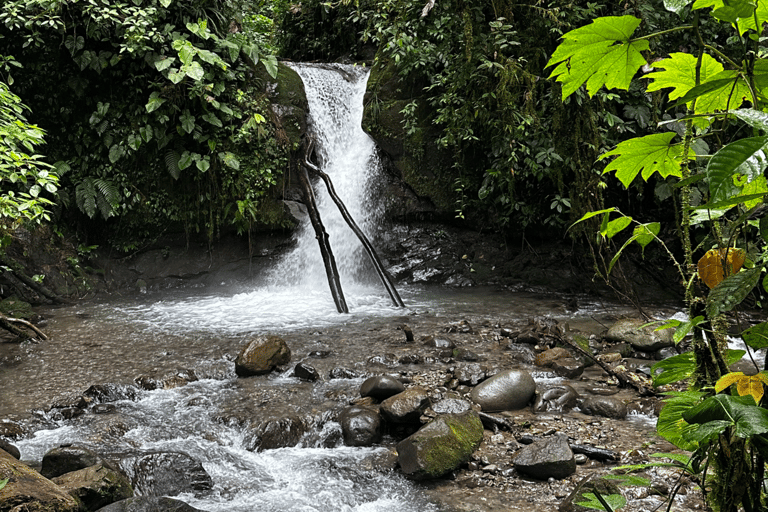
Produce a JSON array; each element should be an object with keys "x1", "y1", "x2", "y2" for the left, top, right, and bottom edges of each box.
[
  {"x1": 53, "y1": 463, "x2": 133, "y2": 511},
  {"x1": 533, "y1": 385, "x2": 580, "y2": 413},
  {"x1": 340, "y1": 406, "x2": 382, "y2": 447},
  {"x1": 96, "y1": 497, "x2": 206, "y2": 512},
  {"x1": 381, "y1": 387, "x2": 431, "y2": 424},
  {"x1": 41, "y1": 445, "x2": 101, "y2": 479},
  {"x1": 0, "y1": 440, "x2": 20, "y2": 459},
  {"x1": 513, "y1": 434, "x2": 576, "y2": 480},
  {"x1": 293, "y1": 362, "x2": 319, "y2": 381},
  {"x1": 579, "y1": 396, "x2": 627, "y2": 419},
  {"x1": 396, "y1": 411, "x2": 484, "y2": 479},
  {"x1": 605, "y1": 318, "x2": 674, "y2": 352},
  {"x1": 549, "y1": 357, "x2": 585, "y2": 379},
  {"x1": 235, "y1": 335, "x2": 291, "y2": 376},
  {"x1": 470, "y1": 369, "x2": 536, "y2": 412},
  {"x1": 360, "y1": 375, "x2": 405, "y2": 401}
]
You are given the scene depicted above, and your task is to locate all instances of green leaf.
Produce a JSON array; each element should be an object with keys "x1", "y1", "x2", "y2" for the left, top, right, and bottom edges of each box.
[
  {"x1": 165, "y1": 150, "x2": 181, "y2": 179},
  {"x1": 145, "y1": 92, "x2": 165, "y2": 113},
  {"x1": 168, "y1": 68, "x2": 185, "y2": 84},
  {"x1": 202, "y1": 113, "x2": 223, "y2": 128},
  {"x1": 154, "y1": 56, "x2": 176, "y2": 72},
  {"x1": 652, "y1": 352, "x2": 696, "y2": 386},
  {"x1": 179, "y1": 110, "x2": 195, "y2": 134},
  {"x1": 760, "y1": 215, "x2": 768, "y2": 242},
  {"x1": 603, "y1": 216, "x2": 632, "y2": 238},
  {"x1": 261, "y1": 54, "x2": 279, "y2": 79},
  {"x1": 567, "y1": 207, "x2": 618, "y2": 231},
  {"x1": 178, "y1": 151, "x2": 193, "y2": 171},
  {"x1": 108, "y1": 144, "x2": 124, "y2": 164},
  {"x1": 664, "y1": 0, "x2": 694, "y2": 13},
  {"x1": 671, "y1": 71, "x2": 751, "y2": 115},
  {"x1": 706, "y1": 267, "x2": 763, "y2": 318},
  {"x1": 734, "y1": 0, "x2": 768, "y2": 34},
  {"x1": 731, "y1": 108, "x2": 768, "y2": 131},
  {"x1": 633, "y1": 222, "x2": 660, "y2": 249},
  {"x1": 576, "y1": 493, "x2": 627, "y2": 511},
  {"x1": 546, "y1": 15, "x2": 649, "y2": 99},
  {"x1": 160, "y1": 0, "x2": 172, "y2": 7},
  {"x1": 195, "y1": 156, "x2": 210, "y2": 172},
  {"x1": 602, "y1": 474, "x2": 651, "y2": 486},
  {"x1": 684, "y1": 394, "x2": 768, "y2": 438},
  {"x1": 743, "y1": 322, "x2": 768, "y2": 349},
  {"x1": 646, "y1": 53, "x2": 725, "y2": 104},
  {"x1": 693, "y1": 192, "x2": 768, "y2": 211},
  {"x1": 600, "y1": 133, "x2": 688, "y2": 188},
  {"x1": 184, "y1": 61, "x2": 205, "y2": 81},
  {"x1": 657, "y1": 390, "x2": 706, "y2": 451},
  {"x1": 220, "y1": 151, "x2": 240, "y2": 170},
  {"x1": 707, "y1": 136, "x2": 768, "y2": 203}
]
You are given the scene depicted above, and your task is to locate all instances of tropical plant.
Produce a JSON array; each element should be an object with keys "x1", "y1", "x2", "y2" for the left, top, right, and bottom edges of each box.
[{"x1": 549, "y1": 1, "x2": 768, "y2": 510}]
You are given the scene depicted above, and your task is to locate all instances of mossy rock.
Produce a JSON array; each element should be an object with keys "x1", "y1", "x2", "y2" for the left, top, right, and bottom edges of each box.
[
  {"x1": 252, "y1": 62, "x2": 308, "y2": 149},
  {"x1": 0, "y1": 297, "x2": 33, "y2": 320},
  {"x1": 396, "y1": 411, "x2": 483, "y2": 479}
]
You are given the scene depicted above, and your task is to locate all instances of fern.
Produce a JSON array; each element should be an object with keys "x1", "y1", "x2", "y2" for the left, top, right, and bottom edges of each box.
[
  {"x1": 75, "y1": 177, "x2": 120, "y2": 219},
  {"x1": 75, "y1": 178, "x2": 97, "y2": 218},
  {"x1": 165, "y1": 149, "x2": 181, "y2": 179}
]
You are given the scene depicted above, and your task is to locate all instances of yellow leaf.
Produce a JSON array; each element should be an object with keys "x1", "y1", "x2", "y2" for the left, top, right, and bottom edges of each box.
[
  {"x1": 698, "y1": 248, "x2": 746, "y2": 289},
  {"x1": 716, "y1": 371, "x2": 766, "y2": 404},
  {"x1": 715, "y1": 372, "x2": 746, "y2": 392}
]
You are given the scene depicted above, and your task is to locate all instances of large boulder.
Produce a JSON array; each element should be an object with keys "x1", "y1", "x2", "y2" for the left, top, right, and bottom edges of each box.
[
  {"x1": 339, "y1": 406, "x2": 382, "y2": 447},
  {"x1": 41, "y1": 445, "x2": 101, "y2": 479},
  {"x1": 469, "y1": 369, "x2": 536, "y2": 412},
  {"x1": 53, "y1": 463, "x2": 133, "y2": 511},
  {"x1": 96, "y1": 496, "x2": 206, "y2": 512},
  {"x1": 360, "y1": 375, "x2": 405, "y2": 401},
  {"x1": 380, "y1": 387, "x2": 431, "y2": 424},
  {"x1": 605, "y1": 318, "x2": 674, "y2": 352},
  {"x1": 235, "y1": 335, "x2": 291, "y2": 376},
  {"x1": 0, "y1": 448, "x2": 80, "y2": 512},
  {"x1": 513, "y1": 434, "x2": 576, "y2": 480},
  {"x1": 396, "y1": 411, "x2": 484, "y2": 479}
]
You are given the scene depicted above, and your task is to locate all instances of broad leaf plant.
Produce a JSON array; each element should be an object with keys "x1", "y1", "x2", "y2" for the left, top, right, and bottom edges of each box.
[{"x1": 550, "y1": 1, "x2": 768, "y2": 511}]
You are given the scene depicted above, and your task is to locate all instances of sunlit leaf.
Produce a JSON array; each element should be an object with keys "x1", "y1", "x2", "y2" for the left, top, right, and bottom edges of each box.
[
  {"x1": 657, "y1": 390, "x2": 706, "y2": 451},
  {"x1": 716, "y1": 371, "x2": 768, "y2": 403},
  {"x1": 698, "y1": 247, "x2": 746, "y2": 289},
  {"x1": 684, "y1": 393, "x2": 768, "y2": 438},
  {"x1": 600, "y1": 133, "x2": 688, "y2": 188},
  {"x1": 707, "y1": 136, "x2": 768, "y2": 204},
  {"x1": 546, "y1": 15, "x2": 648, "y2": 99},
  {"x1": 664, "y1": 0, "x2": 695, "y2": 14},
  {"x1": 603, "y1": 216, "x2": 632, "y2": 238},
  {"x1": 576, "y1": 493, "x2": 627, "y2": 511}
]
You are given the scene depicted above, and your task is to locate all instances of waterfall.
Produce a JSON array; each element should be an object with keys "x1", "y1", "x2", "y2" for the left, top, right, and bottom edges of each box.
[{"x1": 271, "y1": 63, "x2": 383, "y2": 291}]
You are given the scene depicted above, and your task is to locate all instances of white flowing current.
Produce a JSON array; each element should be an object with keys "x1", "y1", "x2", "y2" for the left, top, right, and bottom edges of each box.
[{"x1": 14, "y1": 63, "x2": 439, "y2": 512}]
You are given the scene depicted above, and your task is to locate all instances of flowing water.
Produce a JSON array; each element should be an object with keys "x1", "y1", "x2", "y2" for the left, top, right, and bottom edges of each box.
[{"x1": 0, "y1": 64, "x2": 666, "y2": 511}]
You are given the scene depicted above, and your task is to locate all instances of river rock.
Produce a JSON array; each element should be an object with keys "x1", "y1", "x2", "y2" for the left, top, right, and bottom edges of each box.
[
  {"x1": 41, "y1": 445, "x2": 101, "y2": 479},
  {"x1": 469, "y1": 369, "x2": 536, "y2": 412},
  {"x1": 53, "y1": 463, "x2": 133, "y2": 511},
  {"x1": 235, "y1": 335, "x2": 291, "y2": 376},
  {"x1": 559, "y1": 474, "x2": 621, "y2": 512},
  {"x1": 605, "y1": 318, "x2": 674, "y2": 352},
  {"x1": 0, "y1": 420, "x2": 23, "y2": 439},
  {"x1": 396, "y1": 411, "x2": 484, "y2": 479},
  {"x1": 0, "y1": 440, "x2": 19, "y2": 460},
  {"x1": 507, "y1": 343, "x2": 536, "y2": 364},
  {"x1": 339, "y1": 406, "x2": 382, "y2": 447},
  {"x1": 535, "y1": 347, "x2": 572, "y2": 367},
  {"x1": 579, "y1": 396, "x2": 627, "y2": 419},
  {"x1": 293, "y1": 362, "x2": 319, "y2": 381},
  {"x1": 329, "y1": 366, "x2": 361, "y2": 379},
  {"x1": 431, "y1": 397, "x2": 472, "y2": 415},
  {"x1": 454, "y1": 363, "x2": 487, "y2": 386},
  {"x1": 533, "y1": 385, "x2": 580, "y2": 413},
  {"x1": 380, "y1": 387, "x2": 431, "y2": 424},
  {"x1": 0, "y1": 448, "x2": 80, "y2": 511},
  {"x1": 513, "y1": 434, "x2": 576, "y2": 480},
  {"x1": 131, "y1": 452, "x2": 213, "y2": 496},
  {"x1": 360, "y1": 375, "x2": 405, "y2": 401},
  {"x1": 96, "y1": 496, "x2": 206, "y2": 511},
  {"x1": 549, "y1": 358, "x2": 585, "y2": 379},
  {"x1": 245, "y1": 415, "x2": 309, "y2": 451},
  {"x1": 423, "y1": 335, "x2": 455, "y2": 349}
]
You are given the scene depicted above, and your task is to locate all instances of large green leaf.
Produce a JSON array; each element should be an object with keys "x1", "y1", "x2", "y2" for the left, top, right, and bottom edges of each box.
[
  {"x1": 646, "y1": 52, "x2": 724, "y2": 102},
  {"x1": 184, "y1": 61, "x2": 205, "y2": 81},
  {"x1": 547, "y1": 16, "x2": 649, "y2": 99},
  {"x1": 706, "y1": 267, "x2": 763, "y2": 318},
  {"x1": 743, "y1": 322, "x2": 768, "y2": 349},
  {"x1": 707, "y1": 135, "x2": 768, "y2": 203},
  {"x1": 179, "y1": 110, "x2": 195, "y2": 134},
  {"x1": 652, "y1": 352, "x2": 696, "y2": 386},
  {"x1": 731, "y1": 108, "x2": 768, "y2": 131},
  {"x1": 600, "y1": 132, "x2": 687, "y2": 187},
  {"x1": 657, "y1": 390, "x2": 706, "y2": 451},
  {"x1": 602, "y1": 216, "x2": 632, "y2": 238},
  {"x1": 261, "y1": 54, "x2": 279, "y2": 79},
  {"x1": 683, "y1": 394, "x2": 768, "y2": 438},
  {"x1": 734, "y1": 0, "x2": 768, "y2": 34}
]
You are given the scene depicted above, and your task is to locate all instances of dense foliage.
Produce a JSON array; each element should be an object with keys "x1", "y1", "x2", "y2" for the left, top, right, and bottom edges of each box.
[{"x1": 0, "y1": 0, "x2": 288, "y2": 250}]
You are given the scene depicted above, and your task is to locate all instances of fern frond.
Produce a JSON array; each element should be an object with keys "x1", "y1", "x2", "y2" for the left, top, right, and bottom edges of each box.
[{"x1": 165, "y1": 149, "x2": 181, "y2": 179}]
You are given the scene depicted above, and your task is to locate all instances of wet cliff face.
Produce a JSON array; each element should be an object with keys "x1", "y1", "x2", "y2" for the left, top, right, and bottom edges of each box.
[{"x1": 362, "y1": 54, "x2": 458, "y2": 221}]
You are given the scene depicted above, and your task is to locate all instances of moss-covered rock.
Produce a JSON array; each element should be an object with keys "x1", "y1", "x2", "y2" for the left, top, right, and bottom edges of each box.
[
  {"x1": 0, "y1": 297, "x2": 33, "y2": 320},
  {"x1": 52, "y1": 463, "x2": 133, "y2": 511},
  {"x1": 253, "y1": 62, "x2": 308, "y2": 150},
  {"x1": 0, "y1": 448, "x2": 80, "y2": 512},
  {"x1": 364, "y1": 54, "x2": 457, "y2": 216},
  {"x1": 396, "y1": 411, "x2": 484, "y2": 479}
]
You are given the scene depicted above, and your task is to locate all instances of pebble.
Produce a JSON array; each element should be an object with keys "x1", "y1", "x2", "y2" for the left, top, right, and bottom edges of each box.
[{"x1": 574, "y1": 454, "x2": 588, "y2": 465}]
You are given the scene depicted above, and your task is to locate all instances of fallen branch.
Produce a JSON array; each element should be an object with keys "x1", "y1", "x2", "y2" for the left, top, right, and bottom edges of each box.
[
  {"x1": 0, "y1": 254, "x2": 61, "y2": 304},
  {"x1": 303, "y1": 138, "x2": 404, "y2": 308},
  {"x1": 0, "y1": 311, "x2": 47, "y2": 340}
]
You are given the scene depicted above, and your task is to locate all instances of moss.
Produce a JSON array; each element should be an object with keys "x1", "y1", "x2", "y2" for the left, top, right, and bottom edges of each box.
[
  {"x1": 416, "y1": 412, "x2": 483, "y2": 478},
  {"x1": 0, "y1": 297, "x2": 33, "y2": 320}
]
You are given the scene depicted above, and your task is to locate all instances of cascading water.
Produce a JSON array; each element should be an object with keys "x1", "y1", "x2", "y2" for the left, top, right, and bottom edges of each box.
[{"x1": 270, "y1": 63, "x2": 383, "y2": 290}]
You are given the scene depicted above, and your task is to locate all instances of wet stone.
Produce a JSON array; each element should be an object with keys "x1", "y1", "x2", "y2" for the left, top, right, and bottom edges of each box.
[
  {"x1": 533, "y1": 384, "x2": 580, "y2": 413},
  {"x1": 131, "y1": 452, "x2": 213, "y2": 496},
  {"x1": 431, "y1": 397, "x2": 472, "y2": 415},
  {"x1": 549, "y1": 358, "x2": 585, "y2": 379},
  {"x1": 367, "y1": 353, "x2": 400, "y2": 368},
  {"x1": 535, "y1": 347, "x2": 572, "y2": 368},
  {"x1": 579, "y1": 396, "x2": 627, "y2": 420},
  {"x1": 41, "y1": 445, "x2": 101, "y2": 479},
  {"x1": 0, "y1": 439, "x2": 20, "y2": 459},
  {"x1": 455, "y1": 348, "x2": 482, "y2": 362},
  {"x1": 507, "y1": 343, "x2": 536, "y2": 364},
  {"x1": 513, "y1": 434, "x2": 576, "y2": 480},
  {"x1": 329, "y1": 366, "x2": 361, "y2": 379},
  {"x1": 235, "y1": 335, "x2": 292, "y2": 377},
  {"x1": 399, "y1": 354, "x2": 422, "y2": 365},
  {"x1": 293, "y1": 362, "x2": 319, "y2": 382},
  {"x1": 360, "y1": 375, "x2": 405, "y2": 401},
  {"x1": 470, "y1": 369, "x2": 536, "y2": 412},
  {"x1": 52, "y1": 463, "x2": 133, "y2": 511},
  {"x1": 606, "y1": 318, "x2": 674, "y2": 352},
  {"x1": 339, "y1": 406, "x2": 382, "y2": 447},
  {"x1": 380, "y1": 386, "x2": 431, "y2": 424},
  {"x1": 307, "y1": 350, "x2": 331, "y2": 358},
  {"x1": 59, "y1": 407, "x2": 85, "y2": 420},
  {"x1": 423, "y1": 336, "x2": 455, "y2": 349},
  {"x1": 454, "y1": 363, "x2": 487, "y2": 386},
  {"x1": 92, "y1": 403, "x2": 117, "y2": 414},
  {"x1": 96, "y1": 496, "x2": 207, "y2": 512},
  {"x1": 246, "y1": 415, "x2": 309, "y2": 451}
]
